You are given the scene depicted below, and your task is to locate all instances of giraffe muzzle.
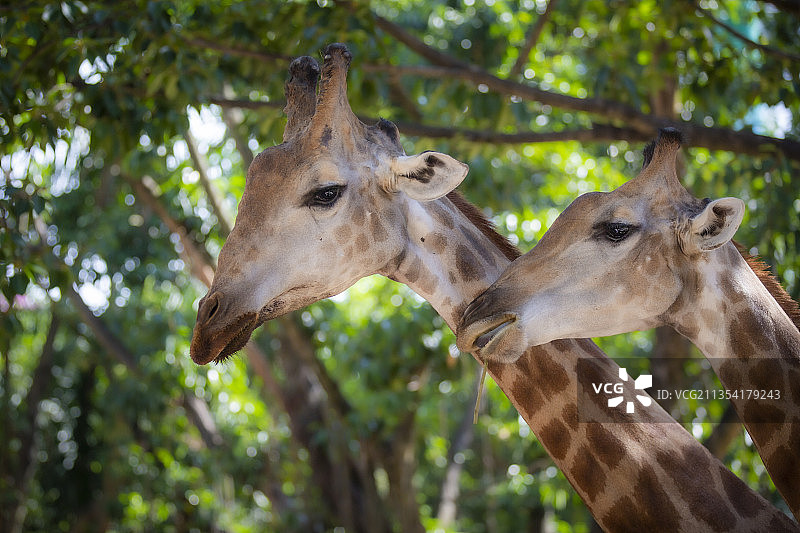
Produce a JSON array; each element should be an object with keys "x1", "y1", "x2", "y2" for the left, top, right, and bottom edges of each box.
[{"x1": 457, "y1": 293, "x2": 518, "y2": 354}]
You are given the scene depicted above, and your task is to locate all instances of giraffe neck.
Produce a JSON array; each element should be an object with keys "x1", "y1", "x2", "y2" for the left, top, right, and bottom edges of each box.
[
  {"x1": 381, "y1": 195, "x2": 509, "y2": 329},
  {"x1": 381, "y1": 195, "x2": 797, "y2": 530},
  {"x1": 666, "y1": 243, "x2": 800, "y2": 518}
]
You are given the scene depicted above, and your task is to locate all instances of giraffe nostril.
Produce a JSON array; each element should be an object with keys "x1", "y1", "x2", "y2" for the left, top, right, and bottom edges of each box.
[
  {"x1": 200, "y1": 292, "x2": 222, "y2": 323},
  {"x1": 208, "y1": 299, "x2": 219, "y2": 319}
]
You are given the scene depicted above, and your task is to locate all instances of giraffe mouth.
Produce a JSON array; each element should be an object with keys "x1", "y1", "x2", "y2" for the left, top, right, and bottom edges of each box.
[
  {"x1": 213, "y1": 316, "x2": 261, "y2": 364},
  {"x1": 457, "y1": 312, "x2": 517, "y2": 353},
  {"x1": 191, "y1": 313, "x2": 261, "y2": 365},
  {"x1": 474, "y1": 316, "x2": 516, "y2": 349}
]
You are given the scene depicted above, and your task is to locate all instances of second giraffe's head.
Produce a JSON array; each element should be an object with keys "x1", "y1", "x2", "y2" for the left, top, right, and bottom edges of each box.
[{"x1": 457, "y1": 128, "x2": 745, "y2": 363}]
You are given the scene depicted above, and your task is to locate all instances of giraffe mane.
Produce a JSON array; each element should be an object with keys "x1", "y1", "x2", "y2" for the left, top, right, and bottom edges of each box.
[
  {"x1": 736, "y1": 244, "x2": 800, "y2": 332},
  {"x1": 446, "y1": 191, "x2": 521, "y2": 261}
]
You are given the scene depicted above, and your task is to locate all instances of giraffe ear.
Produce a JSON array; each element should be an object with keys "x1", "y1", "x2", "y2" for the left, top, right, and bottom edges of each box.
[
  {"x1": 389, "y1": 152, "x2": 469, "y2": 201},
  {"x1": 686, "y1": 197, "x2": 745, "y2": 253}
]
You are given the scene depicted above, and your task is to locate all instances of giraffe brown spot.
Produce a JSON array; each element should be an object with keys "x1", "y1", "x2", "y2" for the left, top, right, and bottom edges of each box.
[
  {"x1": 748, "y1": 358, "x2": 786, "y2": 394},
  {"x1": 719, "y1": 465, "x2": 762, "y2": 519},
  {"x1": 742, "y1": 400, "x2": 785, "y2": 425},
  {"x1": 431, "y1": 201, "x2": 455, "y2": 229},
  {"x1": 369, "y1": 212, "x2": 388, "y2": 242},
  {"x1": 719, "y1": 276, "x2": 746, "y2": 304},
  {"x1": 529, "y1": 346, "x2": 571, "y2": 397},
  {"x1": 739, "y1": 309, "x2": 773, "y2": 352},
  {"x1": 537, "y1": 417, "x2": 571, "y2": 461},
  {"x1": 562, "y1": 403, "x2": 578, "y2": 427},
  {"x1": 579, "y1": 358, "x2": 617, "y2": 414},
  {"x1": 586, "y1": 423, "x2": 625, "y2": 469},
  {"x1": 700, "y1": 306, "x2": 718, "y2": 330},
  {"x1": 571, "y1": 446, "x2": 605, "y2": 502},
  {"x1": 459, "y1": 224, "x2": 495, "y2": 262},
  {"x1": 447, "y1": 271, "x2": 457, "y2": 285},
  {"x1": 355, "y1": 233, "x2": 368, "y2": 253},
  {"x1": 766, "y1": 444, "x2": 800, "y2": 512},
  {"x1": 644, "y1": 254, "x2": 663, "y2": 276},
  {"x1": 549, "y1": 339, "x2": 572, "y2": 353},
  {"x1": 506, "y1": 352, "x2": 544, "y2": 419},
  {"x1": 415, "y1": 268, "x2": 436, "y2": 296},
  {"x1": 404, "y1": 256, "x2": 423, "y2": 284},
  {"x1": 718, "y1": 360, "x2": 741, "y2": 385},
  {"x1": 729, "y1": 323, "x2": 756, "y2": 360},
  {"x1": 775, "y1": 321, "x2": 800, "y2": 357},
  {"x1": 602, "y1": 491, "x2": 676, "y2": 532},
  {"x1": 335, "y1": 223, "x2": 352, "y2": 244},
  {"x1": 455, "y1": 244, "x2": 485, "y2": 282},
  {"x1": 656, "y1": 445, "x2": 737, "y2": 531},
  {"x1": 423, "y1": 232, "x2": 447, "y2": 255},
  {"x1": 352, "y1": 206, "x2": 366, "y2": 226}
]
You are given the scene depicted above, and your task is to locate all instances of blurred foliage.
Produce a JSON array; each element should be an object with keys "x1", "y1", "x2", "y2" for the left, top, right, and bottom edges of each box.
[{"x1": 1, "y1": 0, "x2": 798, "y2": 531}]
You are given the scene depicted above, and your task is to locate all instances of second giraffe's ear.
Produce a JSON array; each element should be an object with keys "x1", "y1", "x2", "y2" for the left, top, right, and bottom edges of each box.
[
  {"x1": 389, "y1": 152, "x2": 469, "y2": 201},
  {"x1": 684, "y1": 197, "x2": 745, "y2": 254}
]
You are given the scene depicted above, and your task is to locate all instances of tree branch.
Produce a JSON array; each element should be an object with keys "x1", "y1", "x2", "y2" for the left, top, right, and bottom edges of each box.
[
  {"x1": 755, "y1": 0, "x2": 800, "y2": 16},
  {"x1": 695, "y1": 2, "x2": 800, "y2": 62},
  {"x1": 184, "y1": 130, "x2": 233, "y2": 238},
  {"x1": 368, "y1": 12, "x2": 475, "y2": 71},
  {"x1": 127, "y1": 175, "x2": 216, "y2": 286},
  {"x1": 509, "y1": 0, "x2": 559, "y2": 78},
  {"x1": 391, "y1": 120, "x2": 650, "y2": 145},
  {"x1": 182, "y1": 36, "x2": 293, "y2": 62},
  {"x1": 183, "y1": 18, "x2": 797, "y2": 161},
  {"x1": 703, "y1": 404, "x2": 742, "y2": 459},
  {"x1": 213, "y1": 94, "x2": 800, "y2": 159}
]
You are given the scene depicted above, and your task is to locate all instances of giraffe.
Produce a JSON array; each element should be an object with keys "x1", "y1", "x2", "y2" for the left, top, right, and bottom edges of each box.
[
  {"x1": 189, "y1": 45, "x2": 799, "y2": 531},
  {"x1": 457, "y1": 127, "x2": 800, "y2": 520}
]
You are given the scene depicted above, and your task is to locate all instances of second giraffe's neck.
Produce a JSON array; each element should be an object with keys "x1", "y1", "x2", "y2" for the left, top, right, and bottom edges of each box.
[
  {"x1": 381, "y1": 195, "x2": 797, "y2": 530},
  {"x1": 666, "y1": 243, "x2": 800, "y2": 518},
  {"x1": 670, "y1": 244, "x2": 800, "y2": 364}
]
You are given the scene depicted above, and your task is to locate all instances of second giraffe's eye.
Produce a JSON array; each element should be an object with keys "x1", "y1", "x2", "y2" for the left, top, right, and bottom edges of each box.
[
  {"x1": 309, "y1": 185, "x2": 345, "y2": 208},
  {"x1": 604, "y1": 222, "x2": 632, "y2": 243}
]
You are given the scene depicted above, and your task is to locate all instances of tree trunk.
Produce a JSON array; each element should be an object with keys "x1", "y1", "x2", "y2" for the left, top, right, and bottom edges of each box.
[
  {"x1": 382, "y1": 412, "x2": 425, "y2": 533},
  {"x1": 9, "y1": 313, "x2": 59, "y2": 533}
]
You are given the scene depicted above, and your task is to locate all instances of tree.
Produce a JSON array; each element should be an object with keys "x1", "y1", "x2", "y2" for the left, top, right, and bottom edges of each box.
[{"x1": 2, "y1": 1, "x2": 798, "y2": 531}]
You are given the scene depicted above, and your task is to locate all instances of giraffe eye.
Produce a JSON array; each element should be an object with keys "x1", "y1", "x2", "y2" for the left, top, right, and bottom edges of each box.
[
  {"x1": 309, "y1": 185, "x2": 345, "y2": 208},
  {"x1": 604, "y1": 222, "x2": 633, "y2": 243}
]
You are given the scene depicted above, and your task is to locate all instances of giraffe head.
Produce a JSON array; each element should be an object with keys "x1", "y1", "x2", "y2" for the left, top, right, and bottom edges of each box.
[
  {"x1": 190, "y1": 44, "x2": 468, "y2": 364},
  {"x1": 457, "y1": 128, "x2": 745, "y2": 363}
]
